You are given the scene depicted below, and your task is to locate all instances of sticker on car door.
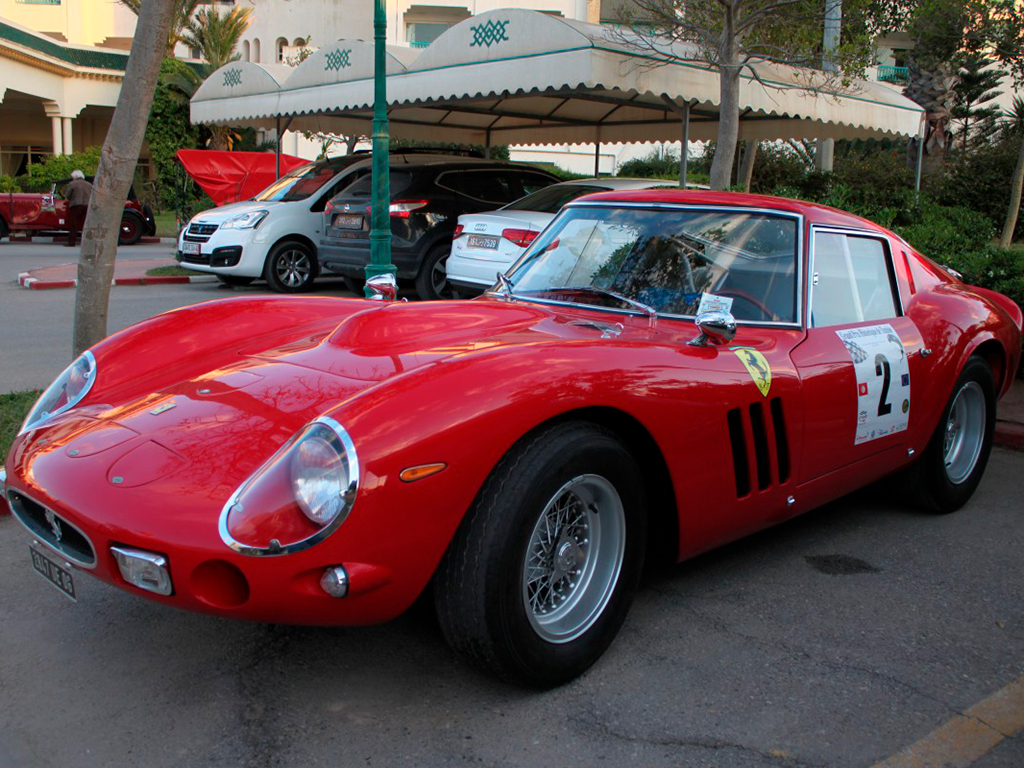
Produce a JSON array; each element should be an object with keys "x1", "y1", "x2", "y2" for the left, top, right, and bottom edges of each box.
[{"x1": 836, "y1": 324, "x2": 910, "y2": 444}]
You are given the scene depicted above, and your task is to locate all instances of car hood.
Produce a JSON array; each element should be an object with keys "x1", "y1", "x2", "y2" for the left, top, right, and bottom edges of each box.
[{"x1": 189, "y1": 200, "x2": 286, "y2": 224}]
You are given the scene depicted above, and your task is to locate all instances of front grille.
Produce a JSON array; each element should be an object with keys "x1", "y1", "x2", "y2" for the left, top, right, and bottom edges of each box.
[
  {"x1": 185, "y1": 223, "x2": 218, "y2": 243},
  {"x1": 7, "y1": 491, "x2": 97, "y2": 567},
  {"x1": 180, "y1": 251, "x2": 211, "y2": 264}
]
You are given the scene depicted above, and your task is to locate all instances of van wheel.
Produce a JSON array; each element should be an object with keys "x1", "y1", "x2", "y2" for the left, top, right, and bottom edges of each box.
[{"x1": 264, "y1": 241, "x2": 318, "y2": 293}]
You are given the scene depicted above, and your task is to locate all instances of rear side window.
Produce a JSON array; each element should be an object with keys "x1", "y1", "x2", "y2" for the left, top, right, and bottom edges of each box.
[
  {"x1": 811, "y1": 232, "x2": 900, "y2": 327},
  {"x1": 437, "y1": 170, "x2": 520, "y2": 205}
]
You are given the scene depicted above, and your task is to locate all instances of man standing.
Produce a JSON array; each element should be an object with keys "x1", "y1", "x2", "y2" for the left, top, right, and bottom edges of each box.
[{"x1": 65, "y1": 170, "x2": 93, "y2": 247}]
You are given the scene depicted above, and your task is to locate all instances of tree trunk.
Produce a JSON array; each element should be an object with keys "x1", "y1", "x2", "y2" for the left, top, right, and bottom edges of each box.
[
  {"x1": 999, "y1": 132, "x2": 1024, "y2": 249},
  {"x1": 711, "y1": 64, "x2": 741, "y2": 190},
  {"x1": 738, "y1": 140, "x2": 758, "y2": 192},
  {"x1": 73, "y1": 0, "x2": 176, "y2": 356},
  {"x1": 904, "y1": 60, "x2": 958, "y2": 177}
]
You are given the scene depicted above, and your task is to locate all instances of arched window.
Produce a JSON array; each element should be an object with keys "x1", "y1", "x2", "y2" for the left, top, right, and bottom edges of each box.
[
  {"x1": 293, "y1": 37, "x2": 306, "y2": 48},
  {"x1": 276, "y1": 37, "x2": 288, "y2": 63},
  {"x1": 242, "y1": 40, "x2": 251, "y2": 61},
  {"x1": 253, "y1": 38, "x2": 261, "y2": 63}
]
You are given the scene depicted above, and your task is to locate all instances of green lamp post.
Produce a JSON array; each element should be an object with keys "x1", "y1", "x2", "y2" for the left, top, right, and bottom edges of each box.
[{"x1": 365, "y1": 0, "x2": 396, "y2": 296}]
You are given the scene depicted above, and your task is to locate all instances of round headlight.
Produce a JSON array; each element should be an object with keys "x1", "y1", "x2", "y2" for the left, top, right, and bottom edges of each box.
[
  {"x1": 292, "y1": 432, "x2": 351, "y2": 525},
  {"x1": 21, "y1": 351, "x2": 96, "y2": 433}
]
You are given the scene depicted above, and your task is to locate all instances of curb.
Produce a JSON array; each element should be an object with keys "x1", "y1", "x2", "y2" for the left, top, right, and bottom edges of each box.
[{"x1": 18, "y1": 272, "x2": 217, "y2": 290}]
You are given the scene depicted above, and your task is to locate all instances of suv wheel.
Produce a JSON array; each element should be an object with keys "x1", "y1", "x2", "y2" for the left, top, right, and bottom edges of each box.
[
  {"x1": 264, "y1": 241, "x2": 318, "y2": 293},
  {"x1": 415, "y1": 244, "x2": 452, "y2": 301}
]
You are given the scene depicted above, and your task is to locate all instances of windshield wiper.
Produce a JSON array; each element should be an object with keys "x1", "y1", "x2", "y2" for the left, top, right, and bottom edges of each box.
[{"x1": 546, "y1": 286, "x2": 657, "y2": 324}]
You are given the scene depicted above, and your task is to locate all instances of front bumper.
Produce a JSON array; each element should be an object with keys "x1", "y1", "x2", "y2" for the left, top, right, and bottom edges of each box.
[{"x1": 178, "y1": 228, "x2": 269, "y2": 277}]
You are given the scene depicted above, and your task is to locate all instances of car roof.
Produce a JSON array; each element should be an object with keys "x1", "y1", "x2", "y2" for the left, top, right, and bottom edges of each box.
[{"x1": 574, "y1": 189, "x2": 889, "y2": 231}]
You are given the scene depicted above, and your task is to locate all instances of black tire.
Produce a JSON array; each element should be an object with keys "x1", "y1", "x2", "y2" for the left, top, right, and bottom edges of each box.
[
  {"x1": 118, "y1": 213, "x2": 144, "y2": 245},
  {"x1": 217, "y1": 275, "x2": 255, "y2": 287},
  {"x1": 414, "y1": 244, "x2": 453, "y2": 301},
  {"x1": 263, "y1": 240, "x2": 318, "y2": 293},
  {"x1": 434, "y1": 421, "x2": 646, "y2": 687},
  {"x1": 908, "y1": 356, "x2": 996, "y2": 513}
]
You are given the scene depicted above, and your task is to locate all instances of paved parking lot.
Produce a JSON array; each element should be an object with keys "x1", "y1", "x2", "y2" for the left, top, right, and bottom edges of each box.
[{"x1": 1, "y1": 240, "x2": 1022, "y2": 767}]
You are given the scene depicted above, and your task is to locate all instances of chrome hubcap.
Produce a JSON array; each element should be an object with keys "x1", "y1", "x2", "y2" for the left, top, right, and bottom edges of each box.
[
  {"x1": 275, "y1": 250, "x2": 311, "y2": 288},
  {"x1": 943, "y1": 381, "x2": 985, "y2": 485},
  {"x1": 522, "y1": 474, "x2": 625, "y2": 643}
]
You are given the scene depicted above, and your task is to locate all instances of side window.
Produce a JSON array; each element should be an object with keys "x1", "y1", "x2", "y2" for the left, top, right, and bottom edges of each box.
[
  {"x1": 516, "y1": 172, "x2": 557, "y2": 197},
  {"x1": 811, "y1": 232, "x2": 899, "y2": 327},
  {"x1": 439, "y1": 171, "x2": 513, "y2": 205}
]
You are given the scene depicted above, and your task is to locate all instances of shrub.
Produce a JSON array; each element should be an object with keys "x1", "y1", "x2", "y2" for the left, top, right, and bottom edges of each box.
[
  {"x1": 618, "y1": 148, "x2": 681, "y2": 179},
  {"x1": 951, "y1": 246, "x2": 1024, "y2": 314},
  {"x1": 16, "y1": 147, "x2": 103, "y2": 192},
  {"x1": 891, "y1": 199, "x2": 994, "y2": 266},
  {"x1": 0, "y1": 174, "x2": 19, "y2": 193}
]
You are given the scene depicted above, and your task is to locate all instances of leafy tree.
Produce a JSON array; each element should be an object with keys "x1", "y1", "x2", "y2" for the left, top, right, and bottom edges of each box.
[
  {"x1": 614, "y1": 0, "x2": 877, "y2": 190},
  {"x1": 161, "y1": 5, "x2": 252, "y2": 150},
  {"x1": 951, "y1": 54, "x2": 1004, "y2": 151}
]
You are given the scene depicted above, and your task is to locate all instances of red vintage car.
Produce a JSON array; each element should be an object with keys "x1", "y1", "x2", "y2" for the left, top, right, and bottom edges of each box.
[
  {"x1": 0, "y1": 178, "x2": 156, "y2": 245},
  {"x1": 2, "y1": 191, "x2": 1020, "y2": 687}
]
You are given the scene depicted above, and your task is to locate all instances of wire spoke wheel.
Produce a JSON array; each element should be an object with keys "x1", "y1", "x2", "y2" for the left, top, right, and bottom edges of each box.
[
  {"x1": 522, "y1": 474, "x2": 625, "y2": 643},
  {"x1": 943, "y1": 380, "x2": 986, "y2": 485}
]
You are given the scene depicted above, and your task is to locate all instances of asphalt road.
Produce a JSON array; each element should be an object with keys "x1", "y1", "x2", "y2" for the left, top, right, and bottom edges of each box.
[
  {"x1": 0, "y1": 240, "x2": 355, "y2": 394},
  {"x1": 1, "y1": 241, "x2": 1022, "y2": 768}
]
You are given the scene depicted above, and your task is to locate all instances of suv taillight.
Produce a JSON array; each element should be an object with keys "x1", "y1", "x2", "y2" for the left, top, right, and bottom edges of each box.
[
  {"x1": 502, "y1": 229, "x2": 538, "y2": 248},
  {"x1": 389, "y1": 200, "x2": 429, "y2": 218}
]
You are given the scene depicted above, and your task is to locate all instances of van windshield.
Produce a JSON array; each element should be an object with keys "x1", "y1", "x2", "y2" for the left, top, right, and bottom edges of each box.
[{"x1": 254, "y1": 161, "x2": 343, "y2": 202}]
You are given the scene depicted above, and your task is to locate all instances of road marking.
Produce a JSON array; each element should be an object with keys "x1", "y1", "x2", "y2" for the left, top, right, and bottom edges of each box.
[{"x1": 873, "y1": 674, "x2": 1024, "y2": 768}]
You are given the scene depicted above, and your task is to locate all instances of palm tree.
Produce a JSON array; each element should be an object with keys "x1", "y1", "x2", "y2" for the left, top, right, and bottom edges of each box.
[
  {"x1": 166, "y1": 5, "x2": 253, "y2": 150},
  {"x1": 119, "y1": 0, "x2": 203, "y2": 53}
]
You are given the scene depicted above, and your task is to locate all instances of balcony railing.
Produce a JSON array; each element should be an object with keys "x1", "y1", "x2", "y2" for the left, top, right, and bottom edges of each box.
[{"x1": 877, "y1": 65, "x2": 909, "y2": 85}]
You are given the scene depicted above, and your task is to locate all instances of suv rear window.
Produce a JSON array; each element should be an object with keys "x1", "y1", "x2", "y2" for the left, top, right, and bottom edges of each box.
[{"x1": 338, "y1": 170, "x2": 415, "y2": 198}]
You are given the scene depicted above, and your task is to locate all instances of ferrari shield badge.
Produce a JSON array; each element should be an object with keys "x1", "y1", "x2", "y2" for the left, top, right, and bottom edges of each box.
[{"x1": 731, "y1": 347, "x2": 771, "y2": 397}]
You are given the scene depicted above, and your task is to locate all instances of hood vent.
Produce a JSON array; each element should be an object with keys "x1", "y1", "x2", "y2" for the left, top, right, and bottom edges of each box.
[{"x1": 726, "y1": 397, "x2": 790, "y2": 498}]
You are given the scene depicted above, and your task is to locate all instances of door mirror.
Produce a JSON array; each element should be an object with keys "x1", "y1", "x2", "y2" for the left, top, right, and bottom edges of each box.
[{"x1": 688, "y1": 310, "x2": 737, "y2": 347}]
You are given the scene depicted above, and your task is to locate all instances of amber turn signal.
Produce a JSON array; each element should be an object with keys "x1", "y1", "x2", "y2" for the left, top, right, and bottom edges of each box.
[{"x1": 399, "y1": 463, "x2": 447, "y2": 483}]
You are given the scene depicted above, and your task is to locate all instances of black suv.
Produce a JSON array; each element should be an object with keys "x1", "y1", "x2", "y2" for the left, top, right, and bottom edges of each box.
[{"x1": 318, "y1": 155, "x2": 560, "y2": 299}]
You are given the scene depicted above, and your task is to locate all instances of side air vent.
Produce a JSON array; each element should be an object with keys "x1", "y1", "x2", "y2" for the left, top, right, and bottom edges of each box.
[{"x1": 727, "y1": 397, "x2": 790, "y2": 498}]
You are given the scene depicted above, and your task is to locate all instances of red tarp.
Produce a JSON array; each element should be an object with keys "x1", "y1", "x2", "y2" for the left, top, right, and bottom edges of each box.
[{"x1": 176, "y1": 149, "x2": 309, "y2": 206}]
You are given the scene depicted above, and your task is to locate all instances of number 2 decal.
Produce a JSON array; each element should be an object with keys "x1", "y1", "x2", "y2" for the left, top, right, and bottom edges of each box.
[
  {"x1": 836, "y1": 325, "x2": 911, "y2": 445},
  {"x1": 874, "y1": 353, "x2": 892, "y2": 416}
]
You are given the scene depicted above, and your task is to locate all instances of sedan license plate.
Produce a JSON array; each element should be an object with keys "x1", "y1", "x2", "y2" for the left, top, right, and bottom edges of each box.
[
  {"x1": 30, "y1": 546, "x2": 76, "y2": 601},
  {"x1": 467, "y1": 235, "x2": 499, "y2": 250},
  {"x1": 182, "y1": 241, "x2": 201, "y2": 256},
  {"x1": 334, "y1": 214, "x2": 363, "y2": 230}
]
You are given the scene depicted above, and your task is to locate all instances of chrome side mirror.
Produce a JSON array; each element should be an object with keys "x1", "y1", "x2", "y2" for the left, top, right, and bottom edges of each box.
[
  {"x1": 366, "y1": 273, "x2": 398, "y2": 301},
  {"x1": 688, "y1": 310, "x2": 737, "y2": 347}
]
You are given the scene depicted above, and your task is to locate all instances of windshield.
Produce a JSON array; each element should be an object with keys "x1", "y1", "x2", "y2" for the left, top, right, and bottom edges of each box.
[
  {"x1": 507, "y1": 205, "x2": 798, "y2": 323},
  {"x1": 501, "y1": 184, "x2": 611, "y2": 214},
  {"x1": 253, "y1": 161, "x2": 344, "y2": 202}
]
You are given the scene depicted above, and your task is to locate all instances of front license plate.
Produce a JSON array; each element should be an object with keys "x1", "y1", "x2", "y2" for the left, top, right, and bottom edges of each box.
[
  {"x1": 30, "y1": 546, "x2": 76, "y2": 601},
  {"x1": 467, "y1": 235, "x2": 499, "y2": 250},
  {"x1": 334, "y1": 214, "x2": 363, "y2": 230},
  {"x1": 182, "y1": 241, "x2": 201, "y2": 255}
]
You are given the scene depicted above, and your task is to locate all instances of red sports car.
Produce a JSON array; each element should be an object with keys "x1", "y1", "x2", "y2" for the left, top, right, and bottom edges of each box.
[
  {"x1": 1, "y1": 178, "x2": 155, "y2": 245},
  {"x1": 2, "y1": 191, "x2": 1020, "y2": 687}
]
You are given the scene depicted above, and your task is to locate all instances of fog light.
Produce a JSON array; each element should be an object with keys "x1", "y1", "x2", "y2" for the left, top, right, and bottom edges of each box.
[
  {"x1": 320, "y1": 566, "x2": 348, "y2": 598},
  {"x1": 111, "y1": 546, "x2": 173, "y2": 595}
]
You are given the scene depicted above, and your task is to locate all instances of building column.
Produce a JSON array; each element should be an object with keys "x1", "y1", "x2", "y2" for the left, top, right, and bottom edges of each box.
[
  {"x1": 50, "y1": 116, "x2": 63, "y2": 156},
  {"x1": 62, "y1": 117, "x2": 74, "y2": 155}
]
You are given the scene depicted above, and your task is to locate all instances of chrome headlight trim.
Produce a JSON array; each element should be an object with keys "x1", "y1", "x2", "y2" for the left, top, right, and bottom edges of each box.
[
  {"x1": 218, "y1": 416, "x2": 360, "y2": 557},
  {"x1": 20, "y1": 351, "x2": 97, "y2": 435},
  {"x1": 221, "y1": 210, "x2": 269, "y2": 229}
]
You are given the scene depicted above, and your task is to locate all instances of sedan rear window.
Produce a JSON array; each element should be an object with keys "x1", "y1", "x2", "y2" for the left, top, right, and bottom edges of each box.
[{"x1": 502, "y1": 184, "x2": 611, "y2": 214}]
